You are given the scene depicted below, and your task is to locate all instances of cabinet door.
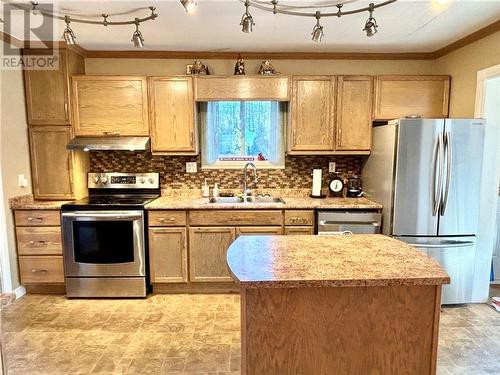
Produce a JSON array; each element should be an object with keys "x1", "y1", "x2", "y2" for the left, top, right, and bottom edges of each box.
[
  {"x1": 236, "y1": 227, "x2": 283, "y2": 237},
  {"x1": 374, "y1": 75, "x2": 450, "y2": 120},
  {"x1": 149, "y1": 228, "x2": 187, "y2": 283},
  {"x1": 24, "y1": 51, "x2": 70, "y2": 125},
  {"x1": 336, "y1": 76, "x2": 373, "y2": 151},
  {"x1": 72, "y1": 76, "x2": 149, "y2": 136},
  {"x1": 29, "y1": 126, "x2": 74, "y2": 199},
  {"x1": 149, "y1": 77, "x2": 196, "y2": 153},
  {"x1": 290, "y1": 76, "x2": 335, "y2": 152},
  {"x1": 189, "y1": 227, "x2": 235, "y2": 282}
]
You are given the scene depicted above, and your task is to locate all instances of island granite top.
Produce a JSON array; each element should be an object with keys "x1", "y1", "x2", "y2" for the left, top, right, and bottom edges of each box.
[{"x1": 226, "y1": 234, "x2": 450, "y2": 288}]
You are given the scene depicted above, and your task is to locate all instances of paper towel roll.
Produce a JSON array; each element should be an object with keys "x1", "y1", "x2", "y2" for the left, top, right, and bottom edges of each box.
[{"x1": 312, "y1": 169, "x2": 322, "y2": 197}]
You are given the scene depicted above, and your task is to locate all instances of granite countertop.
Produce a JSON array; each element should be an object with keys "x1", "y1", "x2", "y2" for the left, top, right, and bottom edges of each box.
[
  {"x1": 145, "y1": 196, "x2": 382, "y2": 210},
  {"x1": 226, "y1": 234, "x2": 450, "y2": 288},
  {"x1": 9, "y1": 195, "x2": 71, "y2": 210}
]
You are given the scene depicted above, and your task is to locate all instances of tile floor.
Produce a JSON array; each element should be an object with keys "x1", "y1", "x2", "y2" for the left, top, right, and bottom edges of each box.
[{"x1": 1, "y1": 293, "x2": 499, "y2": 375}]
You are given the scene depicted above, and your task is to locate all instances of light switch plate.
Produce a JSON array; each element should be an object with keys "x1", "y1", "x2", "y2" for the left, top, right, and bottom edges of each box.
[
  {"x1": 186, "y1": 162, "x2": 197, "y2": 173},
  {"x1": 328, "y1": 162, "x2": 336, "y2": 173},
  {"x1": 18, "y1": 174, "x2": 28, "y2": 188}
]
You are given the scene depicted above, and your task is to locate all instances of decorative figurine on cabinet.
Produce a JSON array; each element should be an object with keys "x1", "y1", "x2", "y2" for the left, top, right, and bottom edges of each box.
[
  {"x1": 258, "y1": 60, "x2": 279, "y2": 75},
  {"x1": 234, "y1": 54, "x2": 246, "y2": 75},
  {"x1": 187, "y1": 60, "x2": 210, "y2": 75}
]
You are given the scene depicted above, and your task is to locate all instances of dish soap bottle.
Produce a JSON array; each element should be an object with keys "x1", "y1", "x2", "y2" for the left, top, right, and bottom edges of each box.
[
  {"x1": 202, "y1": 179, "x2": 210, "y2": 197},
  {"x1": 213, "y1": 183, "x2": 220, "y2": 198}
]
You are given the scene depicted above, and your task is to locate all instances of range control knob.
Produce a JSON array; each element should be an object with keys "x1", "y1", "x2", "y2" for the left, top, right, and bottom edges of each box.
[
  {"x1": 100, "y1": 176, "x2": 108, "y2": 184},
  {"x1": 91, "y1": 176, "x2": 100, "y2": 184},
  {"x1": 148, "y1": 177, "x2": 155, "y2": 184},
  {"x1": 139, "y1": 177, "x2": 146, "y2": 184}
]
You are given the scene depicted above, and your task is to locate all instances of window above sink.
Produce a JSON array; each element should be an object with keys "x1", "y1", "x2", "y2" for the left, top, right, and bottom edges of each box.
[{"x1": 200, "y1": 101, "x2": 286, "y2": 169}]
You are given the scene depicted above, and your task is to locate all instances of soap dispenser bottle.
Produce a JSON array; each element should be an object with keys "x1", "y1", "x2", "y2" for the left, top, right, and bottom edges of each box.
[
  {"x1": 202, "y1": 179, "x2": 210, "y2": 197},
  {"x1": 213, "y1": 183, "x2": 220, "y2": 198}
]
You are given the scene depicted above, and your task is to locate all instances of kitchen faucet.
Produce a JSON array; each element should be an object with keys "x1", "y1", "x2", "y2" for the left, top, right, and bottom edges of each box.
[{"x1": 242, "y1": 162, "x2": 257, "y2": 197}]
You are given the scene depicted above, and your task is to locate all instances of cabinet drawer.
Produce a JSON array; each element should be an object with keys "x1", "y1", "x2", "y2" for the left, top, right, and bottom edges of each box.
[
  {"x1": 19, "y1": 256, "x2": 64, "y2": 284},
  {"x1": 284, "y1": 210, "x2": 314, "y2": 226},
  {"x1": 189, "y1": 210, "x2": 283, "y2": 226},
  {"x1": 16, "y1": 227, "x2": 62, "y2": 255},
  {"x1": 284, "y1": 226, "x2": 314, "y2": 235},
  {"x1": 15, "y1": 210, "x2": 60, "y2": 226},
  {"x1": 236, "y1": 226, "x2": 283, "y2": 237},
  {"x1": 149, "y1": 211, "x2": 187, "y2": 226}
]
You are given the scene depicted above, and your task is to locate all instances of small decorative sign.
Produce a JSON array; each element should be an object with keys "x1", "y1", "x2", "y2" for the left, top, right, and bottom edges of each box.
[{"x1": 219, "y1": 156, "x2": 254, "y2": 161}]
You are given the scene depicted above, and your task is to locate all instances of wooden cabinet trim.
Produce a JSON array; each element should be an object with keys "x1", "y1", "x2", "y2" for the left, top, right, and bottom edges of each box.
[
  {"x1": 236, "y1": 226, "x2": 283, "y2": 237},
  {"x1": 284, "y1": 226, "x2": 314, "y2": 235}
]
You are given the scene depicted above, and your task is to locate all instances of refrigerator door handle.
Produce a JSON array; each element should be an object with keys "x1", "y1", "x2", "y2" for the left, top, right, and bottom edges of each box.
[
  {"x1": 432, "y1": 133, "x2": 444, "y2": 216},
  {"x1": 406, "y1": 241, "x2": 475, "y2": 249},
  {"x1": 441, "y1": 131, "x2": 452, "y2": 216}
]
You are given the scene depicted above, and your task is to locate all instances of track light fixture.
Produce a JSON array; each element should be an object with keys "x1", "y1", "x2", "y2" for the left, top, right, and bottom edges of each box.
[
  {"x1": 131, "y1": 18, "x2": 144, "y2": 48},
  {"x1": 180, "y1": 0, "x2": 197, "y2": 13},
  {"x1": 62, "y1": 15, "x2": 76, "y2": 45},
  {"x1": 363, "y1": 3, "x2": 378, "y2": 37},
  {"x1": 240, "y1": 0, "x2": 255, "y2": 33},
  {"x1": 311, "y1": 11, "x2": 324, "y2": 43},
  {"x1": 30, "y1": 1, "x2": 39, "y2": 16}
]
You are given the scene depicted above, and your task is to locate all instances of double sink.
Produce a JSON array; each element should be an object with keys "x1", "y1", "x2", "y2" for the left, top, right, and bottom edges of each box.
[{"x1": 209, "y1": 195, "x2": 285, "y2": 205}]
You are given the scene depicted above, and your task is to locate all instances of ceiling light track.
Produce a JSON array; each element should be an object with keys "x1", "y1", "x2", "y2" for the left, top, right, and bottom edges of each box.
[{"x1": 239, "y1": 0, "x2": 396, "y2": 42}]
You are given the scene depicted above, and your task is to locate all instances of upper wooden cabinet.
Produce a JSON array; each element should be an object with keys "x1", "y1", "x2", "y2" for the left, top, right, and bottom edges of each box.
[
  {"x1": 336, "y1": 76, "x2": 374, "y2": 151},
  {"x1": 23, "y1": 48, "x2": 84, "y2": 125},
  {"x1": 374, "y1": 75, "x2": 450, "y2": 120},
  {"x1": 71, "y1": 76, "x2": 149, "y2": 136},
  {"x1": 289, "y1": 76, "x2": 336, "y2": 152},
  {"x1": 194, "y1": 75, "x2": 290, "y2": 101},
  {"x1": 148, "y1": 77, "x2": 196, "y2": 154},
  {"x1": 29, "y1": 126, "x2": 88, "y2": 200}
]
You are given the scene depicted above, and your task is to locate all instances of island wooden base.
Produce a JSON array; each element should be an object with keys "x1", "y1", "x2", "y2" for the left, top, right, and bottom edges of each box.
[{"x1": 240, "y1": 285, "x2": 442, "y2": 375}]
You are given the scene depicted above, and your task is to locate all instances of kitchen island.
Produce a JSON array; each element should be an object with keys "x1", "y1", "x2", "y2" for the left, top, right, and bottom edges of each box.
[{"x1": 227, "y1": 234, "x2": 450, "y2": 375}]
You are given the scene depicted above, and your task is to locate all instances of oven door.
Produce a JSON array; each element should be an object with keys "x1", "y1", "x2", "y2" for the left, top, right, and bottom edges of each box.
[{"x1": 62, "y1": 210, "x2": 145, "y2": 277}]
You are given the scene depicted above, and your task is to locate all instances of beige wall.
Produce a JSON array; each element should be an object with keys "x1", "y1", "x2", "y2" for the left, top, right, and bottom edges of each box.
[
  {"x1": 0, "y1": 42, "x2": 32, "y2": 290},
  {"x1": 85, "y1": 58, "x2": 437, "y2": 76},
  {"x1": 436, "y1": 30, "x2": 500, "y2": 117}
]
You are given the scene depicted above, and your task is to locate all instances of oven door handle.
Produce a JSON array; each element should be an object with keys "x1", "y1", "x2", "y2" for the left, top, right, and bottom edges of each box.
[{"x1": 61, "y1": 212, "x2": 142, "y2": 220}]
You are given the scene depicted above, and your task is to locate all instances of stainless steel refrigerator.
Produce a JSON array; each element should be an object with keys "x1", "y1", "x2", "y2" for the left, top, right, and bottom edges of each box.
[{"x1": 362, "y1": 118, "x2": 485, "y2": 304}]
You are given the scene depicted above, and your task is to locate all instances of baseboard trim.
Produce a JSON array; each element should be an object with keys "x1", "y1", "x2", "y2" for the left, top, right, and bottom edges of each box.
[{"x1": 13, "y1": 285, "x2": 26, "y2": 299}]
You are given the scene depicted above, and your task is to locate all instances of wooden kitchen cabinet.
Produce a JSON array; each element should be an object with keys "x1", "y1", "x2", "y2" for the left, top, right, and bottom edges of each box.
[
  {"x1": 148, "y1": 77, "x2": 196, "y2": 154},
  {"x1": 284, "y1": 226, "x2": 314, "y2": 235},
  {"x1": 289, "y1": 76, "x2": 336, "y2": 152},
  {"x1": 189, "y1": 227, "x2": 236, "y2": 282},
  {"x1": 336, "y1": 76, "x2": 373, "y2": 151},
  {"x1": 18, "y1": 256, "x2": 64, "y2": 284},
  {"x1": 236, "y1": 227, "x2": 283, "y2": 237},
  {"x1": 374, "y1": 75, "x2": 450, "y2": 120},
  {"x1": 23, "y1": 48, "x2": 84, "y2": 125},
  {"x1": 72, "y1": 76, "x2": 149, "y2": 136},
  {"x1": 148, "y1": 227, "x2": 188, "y2": 283},
  {"x1": 29, "y1": 126, "x2": 88, "y2": 200}
]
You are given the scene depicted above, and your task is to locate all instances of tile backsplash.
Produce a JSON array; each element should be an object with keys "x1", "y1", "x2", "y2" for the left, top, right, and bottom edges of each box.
[{"x1": 90, "y1": 152, "x2": 362, "y2": 190}]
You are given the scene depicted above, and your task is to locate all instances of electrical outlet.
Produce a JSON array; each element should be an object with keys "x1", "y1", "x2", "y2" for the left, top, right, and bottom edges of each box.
[
  {"x1": 186, "y1": 162, "x2": 197, "y2": 173},
  {"x1": 18, "y1": 174, "x2": 28, "y2": 188},
  {"x1": 328, "y1": 162, "x2": 336, "y2": 173}
]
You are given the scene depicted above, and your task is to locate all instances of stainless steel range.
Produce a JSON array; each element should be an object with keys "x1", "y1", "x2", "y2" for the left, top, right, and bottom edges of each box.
[{"x1": 61, "y1": 172, "x2": 160, "y2": 298}]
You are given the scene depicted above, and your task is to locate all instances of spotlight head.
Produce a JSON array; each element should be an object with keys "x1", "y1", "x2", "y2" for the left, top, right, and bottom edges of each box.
[
  {"x1": 240, "y1": 1, "x2": 255, "y2": 33},
  {"x1": 131, "y1": 19, "x2": 144, "y2": 48},
  {"x1": 180, "y1": 0, "x2": 197, "y2": 13},
  {"x1": 62, "y1": 15, "x2": 76, "y2": 45},
  {"x1": 311, "y1": 11, "x2": 324, "y2": 43},
  {"x1": 364, "y1": 3, "x2": 378, "y2": 37}
]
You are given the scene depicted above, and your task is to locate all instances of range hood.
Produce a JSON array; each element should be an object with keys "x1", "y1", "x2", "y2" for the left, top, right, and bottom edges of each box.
[{"x1": 66, "y1": 137, "x2": 150, "y2": 152}]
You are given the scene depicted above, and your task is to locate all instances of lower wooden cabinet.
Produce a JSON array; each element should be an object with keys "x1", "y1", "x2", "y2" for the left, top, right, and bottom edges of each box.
[
  {"x1": 148, "y1": 227, "x2": 188, "y2": 283},
  {"x1": 18, "y1": 255, "x2": 64, "y2": 284},
  {"x1": 189, "y1": 227, "x2": 236, "y2": 283},
  {"x1": 284, "y1": 226, "x2": 314, "y2": 235}
]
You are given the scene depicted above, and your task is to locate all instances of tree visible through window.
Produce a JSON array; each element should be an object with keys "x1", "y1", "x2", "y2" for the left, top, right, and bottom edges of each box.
[{"x1": 201, "y1": 101, "x2": 285, "y2": 169}]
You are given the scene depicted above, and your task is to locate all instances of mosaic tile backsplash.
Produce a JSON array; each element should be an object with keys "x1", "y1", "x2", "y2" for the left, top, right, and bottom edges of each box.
[{"x1": 90, "y1": 152, "x2": 362, "y2": 190}]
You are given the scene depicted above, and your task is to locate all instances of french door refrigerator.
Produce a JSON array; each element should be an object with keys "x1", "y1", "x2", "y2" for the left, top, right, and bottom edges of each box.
[{"x1": 362, "y1": 118, "x2": 485, "y2": 304}]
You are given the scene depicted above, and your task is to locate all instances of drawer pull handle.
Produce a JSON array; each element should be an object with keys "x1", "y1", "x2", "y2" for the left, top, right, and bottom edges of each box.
[
  {"x1": 103, "y1": 131, "x2": 120, "y2": 136},
  {"x1": 158, "y1": 218, "x2": 175, "y2": 222},
  {"x1": 29, "y1": 240, "x2": 48, "y2": 246},
  {"x1": 27, "y1": 217, "x2": 43, "y2": 222},
  {"x1": 31, "y1": 269, "x2": 48, "y2": 273}
]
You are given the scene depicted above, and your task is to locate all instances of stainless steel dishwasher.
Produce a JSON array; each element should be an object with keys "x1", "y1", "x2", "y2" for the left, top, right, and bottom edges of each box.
[{"x1": 316, "y1": 211, "x2": 382, "y2": 235}]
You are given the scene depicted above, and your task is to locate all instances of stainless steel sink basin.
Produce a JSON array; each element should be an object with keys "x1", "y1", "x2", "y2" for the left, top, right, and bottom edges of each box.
[
  {"x1": 209, "y1": 196, "x2": 245, "y2": 204},
  {"x1": 208, "y1": 195, "x2": 285, "y2": 204}
]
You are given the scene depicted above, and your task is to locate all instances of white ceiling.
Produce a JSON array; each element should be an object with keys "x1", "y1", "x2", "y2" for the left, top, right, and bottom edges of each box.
[{"x1": 3, "y1": 0, "x2": 500, "y2": 52}]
